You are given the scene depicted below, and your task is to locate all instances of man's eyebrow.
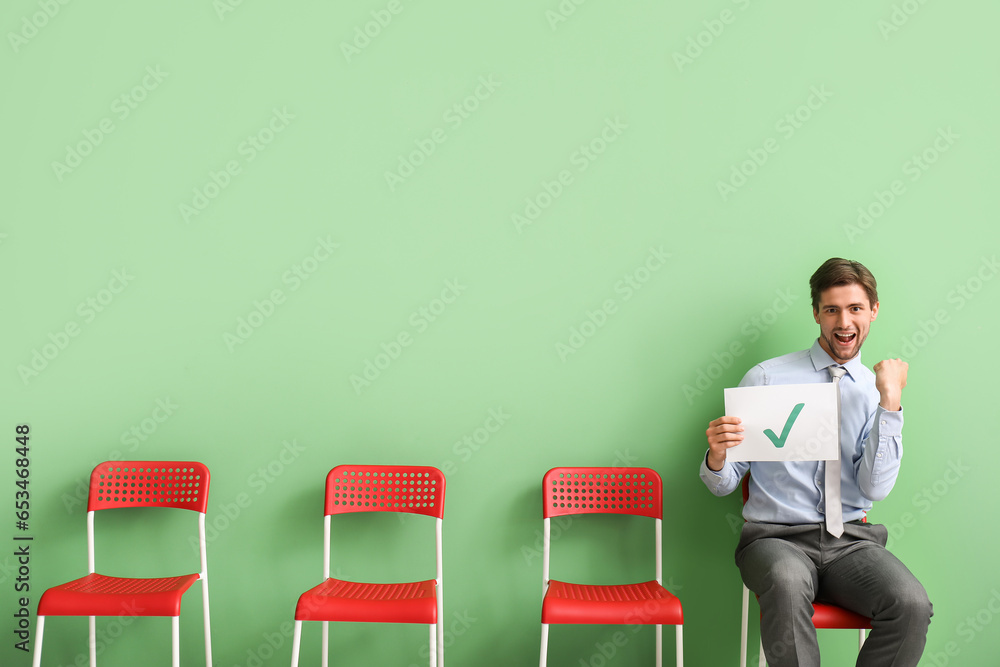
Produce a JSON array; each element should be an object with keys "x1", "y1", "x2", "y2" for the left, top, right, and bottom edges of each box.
[{"x1": 819, "y1": 302, "x2": 867, "y2": 309}]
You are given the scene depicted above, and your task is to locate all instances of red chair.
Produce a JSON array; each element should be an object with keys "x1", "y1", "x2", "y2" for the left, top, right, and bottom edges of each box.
[
  {"x1": 738, "y1": 475, "x2": 870, "y2": 667},
  {"x1": 289, "y1": 465, "x2": 445, "y2": 667},
  {"x1": 539, "y1": 467, "x2": 684, "y2": 666},
  {"x1": 32, "y1": 461, "x2": 213, "y2": 667}
]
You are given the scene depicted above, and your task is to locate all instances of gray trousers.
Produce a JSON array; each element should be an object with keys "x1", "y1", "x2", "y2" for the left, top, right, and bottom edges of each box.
[{"x1": 736, "y1": 521, "x2": 932, "y2": 667}]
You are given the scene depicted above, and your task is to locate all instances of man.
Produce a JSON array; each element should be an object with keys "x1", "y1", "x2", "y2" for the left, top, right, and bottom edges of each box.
[{"x1": 700, "y1": 258, "x2": 931, "y2": 666}]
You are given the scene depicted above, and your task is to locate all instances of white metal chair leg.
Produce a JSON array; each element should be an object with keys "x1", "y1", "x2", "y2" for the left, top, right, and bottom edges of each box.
[
  {"x1": 172, "y1": 616, "x2": 180, "y2": 667},
  {"x1": 538, "y1": 623, "x2": 549, "y2": 667},
  {"x1": 31, "y1": 616, "x2": 45, "y2": 667},
  {"x1": 437, "y1": 613, "x2": 444, "y2": 666},
  {"x1": 752, "y1": 614, "x2": 865, "y2": 664},
  {"x1": 89, "y1": 616, "x2": 97, "y2": 667},
  {"x1": 321, "y1": 620, "x2": 328, "y2": 667},
  {"x1": 740, "y1": 585, "x2": 749, "y2": 667},
  {"x1": 655, "y1": 624, "x2": 662, "y2": 667},
  {"x1": 202, "y1": 579, "x2": 213, "y2": 667},
  {"x1": 290, "y1": 621, "x2": 302, "y2": 667},
  {"x1": 675, "y1": 624, "x2": 683, "y2": 667},
  {"x1": 428, "y1": 625, "x2": 436, "y2": 667}
]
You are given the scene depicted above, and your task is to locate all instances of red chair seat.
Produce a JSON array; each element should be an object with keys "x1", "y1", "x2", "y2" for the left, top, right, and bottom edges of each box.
[
  {"x1": 542, "y1": 579, "x2": 684, "y2": 625},
  {"x1": 294, "y1": 578, "x2": 438, "y2": 624},
  {"x1": 813, "y1": 602, "x2": 872, "y2": 629},
  {"x1": 37, "y1": 572, "x2": 201, "y2": 617}
]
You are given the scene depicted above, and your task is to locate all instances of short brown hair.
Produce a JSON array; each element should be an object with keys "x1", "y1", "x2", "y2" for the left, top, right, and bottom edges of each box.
[{"x1": 810, "y1": 258, "x2": 878, "y2": 311}]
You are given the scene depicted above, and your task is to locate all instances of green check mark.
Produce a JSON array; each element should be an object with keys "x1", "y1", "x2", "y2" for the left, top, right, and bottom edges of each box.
[{"x1": 763, "y1": 403, "x2": 805, "y2": 448}]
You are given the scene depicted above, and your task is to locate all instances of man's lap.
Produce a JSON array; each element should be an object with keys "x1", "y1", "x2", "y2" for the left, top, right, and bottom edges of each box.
[{"x1": 735, "y1": 521, "x2": 927, "y2": 618}]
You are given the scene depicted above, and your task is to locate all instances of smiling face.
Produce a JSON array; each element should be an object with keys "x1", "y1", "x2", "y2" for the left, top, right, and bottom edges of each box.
[{"x1": 813, "y1": 283, "x2": 879, "y2": 363}]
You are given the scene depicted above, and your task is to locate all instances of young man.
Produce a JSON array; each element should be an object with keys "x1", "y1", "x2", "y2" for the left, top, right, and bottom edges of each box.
[{"x1": 700, "y1": 258, "x2": 931, "y2": 666}]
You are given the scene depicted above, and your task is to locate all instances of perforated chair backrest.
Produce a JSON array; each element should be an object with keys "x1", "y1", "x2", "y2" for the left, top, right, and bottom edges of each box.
[
  {"x1": 543, "y1": 467, "x2": 662, "y2": 519},
  {"x1": 325, "y1": 465, "x2": 445, "y2": 518},
  {"x1": 88, "y1": 461, "x2": 210, "y2": 513}
]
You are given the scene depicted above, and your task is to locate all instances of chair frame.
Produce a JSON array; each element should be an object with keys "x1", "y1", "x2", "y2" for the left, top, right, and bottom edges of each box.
[
  {"x1": 32, "y1": 461, "x2": 213, "y2": 667},
  {"x1": 289, "y1": 465, "x2": 445, "y2": 667},
  {"x1": 539, "y1": 466, "x2": 683, "y2": 667},
  {"x1": 737, "y1": 474, "x2": 869, "y2": 667}
]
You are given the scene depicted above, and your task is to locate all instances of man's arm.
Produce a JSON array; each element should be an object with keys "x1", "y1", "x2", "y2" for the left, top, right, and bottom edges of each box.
[
  {"x1": 699, "y1": 365, "x2": 765, "y2": 495},
  {"x1": 856, "y1": 358, "x2": 907, "y2": 500}
]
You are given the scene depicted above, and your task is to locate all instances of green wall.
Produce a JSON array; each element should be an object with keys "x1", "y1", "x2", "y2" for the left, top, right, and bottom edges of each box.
[{"x1": 3, "y1": 1, "x2": 998, "y2": 665}]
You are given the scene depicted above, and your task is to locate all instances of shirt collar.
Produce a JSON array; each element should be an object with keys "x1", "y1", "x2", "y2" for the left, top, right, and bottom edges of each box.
[{"x1": 809, "y1": 339, "x2": 863, "y2": 381}]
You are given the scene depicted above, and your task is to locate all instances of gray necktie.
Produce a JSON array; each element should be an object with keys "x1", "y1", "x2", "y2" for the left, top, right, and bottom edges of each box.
[{"x1": 825, "y1": 365, "x2": 846, "y2": 537}]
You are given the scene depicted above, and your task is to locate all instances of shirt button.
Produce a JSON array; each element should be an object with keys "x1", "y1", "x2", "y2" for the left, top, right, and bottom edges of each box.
[
  {"x1": 881, "y1": 421, "x2": 887, "y2": 426},
  {"x1": 877, "y1": 453, "x2": 883, "y2": 458}
]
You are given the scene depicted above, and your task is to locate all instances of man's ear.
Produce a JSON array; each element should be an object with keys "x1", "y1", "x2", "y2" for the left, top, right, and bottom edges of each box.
[{"x1": 871, "y1": 301, "x2": 879, "y2": 321}]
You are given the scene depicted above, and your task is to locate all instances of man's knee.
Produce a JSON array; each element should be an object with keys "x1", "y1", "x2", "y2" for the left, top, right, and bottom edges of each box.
[
  {"x1": 898, "y1": 586, "x2": 933, "y2": 625},
  {"x1": 882, "y1": 582, "x2": 933, "y2": 628}
]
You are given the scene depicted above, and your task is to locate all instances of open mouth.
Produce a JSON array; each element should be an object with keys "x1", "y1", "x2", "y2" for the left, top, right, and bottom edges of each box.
[{"x1": 834, "y1": 332, "x2": 856, "y2": 345}]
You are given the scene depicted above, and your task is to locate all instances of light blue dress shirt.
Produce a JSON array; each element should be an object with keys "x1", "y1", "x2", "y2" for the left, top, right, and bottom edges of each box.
[{"x1": 699, "y1": 339, "x2": 904, "y2": 524}]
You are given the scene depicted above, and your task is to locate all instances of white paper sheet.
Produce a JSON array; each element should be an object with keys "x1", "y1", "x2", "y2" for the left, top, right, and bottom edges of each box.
[{"x1": 723, "y1": 383, "x2": 839, "y2": 462}]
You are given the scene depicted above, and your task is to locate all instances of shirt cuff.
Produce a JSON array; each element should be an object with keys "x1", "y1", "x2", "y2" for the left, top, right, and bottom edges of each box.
[
  {"x1": 701, "y1": 450, "x2": 723, "y2": 475},
  {"x1": 874, "y1": 405, "x2": 903, "y2": 437},
  {"x1": 699, "y1": 450, "x2": 729, "y2": 496}
]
